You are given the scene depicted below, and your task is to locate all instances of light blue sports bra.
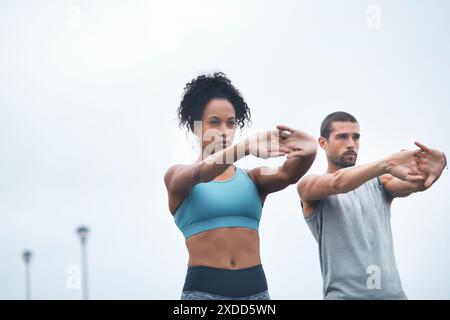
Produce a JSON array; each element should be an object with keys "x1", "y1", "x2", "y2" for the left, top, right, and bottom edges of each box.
[{"x1": 173, "y1": 167, "x2": 263, "y2": 239}]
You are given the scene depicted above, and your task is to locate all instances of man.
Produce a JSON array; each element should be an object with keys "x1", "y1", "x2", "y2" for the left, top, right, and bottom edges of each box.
[{"x1": 297, "y1": 111, "x2": 447, "y2": 299}]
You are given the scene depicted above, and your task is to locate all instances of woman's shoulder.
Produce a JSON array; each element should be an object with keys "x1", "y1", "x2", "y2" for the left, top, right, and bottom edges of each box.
[
  {"x1": 164, "y1": 164, "x2": 185, "y2": 184},
  {"x1": 165, "y1": 163, "x2": 185, "y2": 174}
]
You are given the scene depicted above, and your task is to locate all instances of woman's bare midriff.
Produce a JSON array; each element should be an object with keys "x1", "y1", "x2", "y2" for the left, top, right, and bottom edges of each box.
[{"x1": 185, "y1": 227, "x2": 261, "y2": 269}]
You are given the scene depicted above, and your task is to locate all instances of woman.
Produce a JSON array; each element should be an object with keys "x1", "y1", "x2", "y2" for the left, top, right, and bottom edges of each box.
[{"x1": 164, "y1": 72, "x2": 317, "y2": 300}]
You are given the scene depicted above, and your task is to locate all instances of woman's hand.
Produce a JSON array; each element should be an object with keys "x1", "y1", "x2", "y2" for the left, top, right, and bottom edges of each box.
[
  {"x1": 245, "y1": 130, "x2": 294, "y2": 159},
  {"x1": 276, "y1": 125, "x2": 318, "y2": 159}
]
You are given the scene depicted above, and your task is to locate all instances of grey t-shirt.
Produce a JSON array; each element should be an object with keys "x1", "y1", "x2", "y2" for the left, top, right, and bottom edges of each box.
[{"x1": 305, "y1": 177, "x2": 407, "y2": 300}]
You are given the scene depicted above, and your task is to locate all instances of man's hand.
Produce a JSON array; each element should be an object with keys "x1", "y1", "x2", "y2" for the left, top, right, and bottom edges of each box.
[
  {"x1": 385, "y1": 149, "x2": 425, "y2": 182},
  {"x1": 414, "y1": 141, "x2": 446, "y2": 188}
]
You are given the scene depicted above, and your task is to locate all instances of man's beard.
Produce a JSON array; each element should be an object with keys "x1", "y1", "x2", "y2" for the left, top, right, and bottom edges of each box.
[{"x1": 331, "y1": 152, "x2": 358, "y2": 168}]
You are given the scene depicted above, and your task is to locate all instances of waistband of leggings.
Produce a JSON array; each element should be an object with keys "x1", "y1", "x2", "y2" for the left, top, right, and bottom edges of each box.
[
  {"x1": 183, "y1": 264, "x2": 267, "y2": 298},
  {"x1": 187, "y1": 264, "x2": 263, "y2": 273}
]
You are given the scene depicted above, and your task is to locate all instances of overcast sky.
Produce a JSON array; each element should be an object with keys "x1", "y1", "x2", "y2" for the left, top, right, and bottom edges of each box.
[{"x1": 1, "y1": 0, "x2": 449, "y2": 299}]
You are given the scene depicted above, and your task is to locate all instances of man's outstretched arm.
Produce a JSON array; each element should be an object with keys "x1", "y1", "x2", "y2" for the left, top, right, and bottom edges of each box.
[{"x1": 298, "y1": 149, "x2": 424, "y2": 203}]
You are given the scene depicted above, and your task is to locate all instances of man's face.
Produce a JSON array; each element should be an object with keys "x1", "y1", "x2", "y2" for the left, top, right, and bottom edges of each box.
[{"x1": 320, "y1": 121, "x2": 360, "y2": 168}]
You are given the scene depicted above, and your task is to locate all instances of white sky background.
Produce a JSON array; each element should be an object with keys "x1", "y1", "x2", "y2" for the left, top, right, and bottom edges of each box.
[{"x1": 0, "y1": 0, "x2": 449, "y2": 299}]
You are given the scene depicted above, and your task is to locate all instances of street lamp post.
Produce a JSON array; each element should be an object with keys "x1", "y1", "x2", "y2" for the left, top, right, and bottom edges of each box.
[
  {"x1": 22, "y1": 250, "x2": 32, "y2": 300},
  {"x1": 76, "y1": 226, "x2": 89, "y2": 300}
]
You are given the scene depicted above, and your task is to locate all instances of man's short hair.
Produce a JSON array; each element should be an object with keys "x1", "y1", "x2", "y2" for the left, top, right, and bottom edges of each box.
[{"x1": 320, "y1": 111, "x2": 358, "y2": 139}]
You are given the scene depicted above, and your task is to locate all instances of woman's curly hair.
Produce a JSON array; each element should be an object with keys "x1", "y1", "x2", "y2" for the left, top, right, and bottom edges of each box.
[{"x1": 177, "y1": 72, "x2": 252, "y2": 132}]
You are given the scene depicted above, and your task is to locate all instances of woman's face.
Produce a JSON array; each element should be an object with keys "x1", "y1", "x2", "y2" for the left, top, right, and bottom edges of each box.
[{"x1": 194, "y1": 98, "x2": 237, "y2": 155}]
